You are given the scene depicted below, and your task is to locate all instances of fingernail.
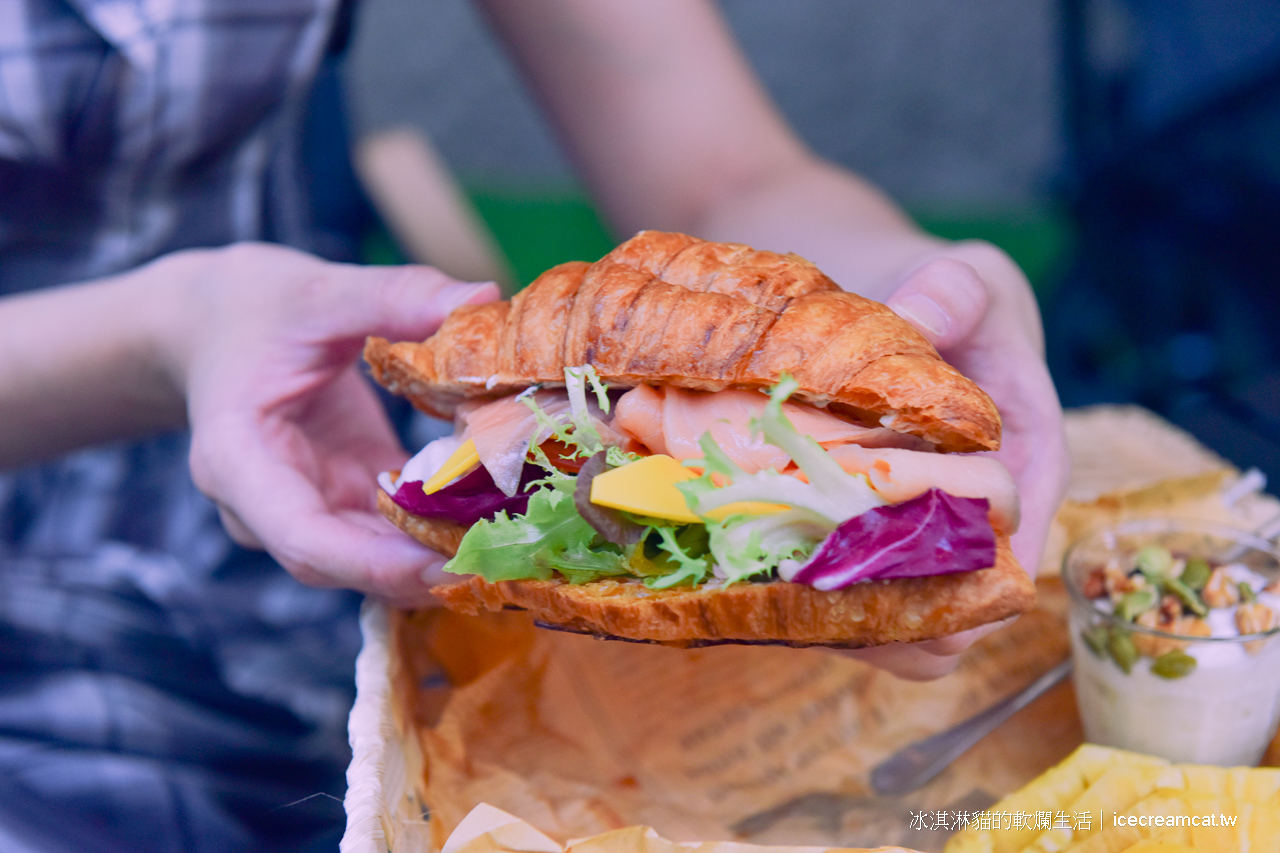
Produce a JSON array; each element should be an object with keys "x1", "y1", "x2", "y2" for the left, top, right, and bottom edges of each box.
[
  {"x1": 420, "y1": 560, "x2": 452, "y2": 586},
  {"x1": 439, "y1": 282, "x2": 497, "y2": 311},
  {"x1": 889, "y1": 292, "x2": 951, "y2": 338}
]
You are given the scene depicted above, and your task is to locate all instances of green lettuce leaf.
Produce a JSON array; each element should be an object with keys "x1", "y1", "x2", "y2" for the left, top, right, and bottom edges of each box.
[
  {"x1": 444, "y1": 482, "x2": 617, "y2": 582},
  {"x1": 448, "y1": 373, "x2": 887, "y2": 590},
  {"x1": 542, "y1": 539, "x2": 630, "y2": 584},
  {"x1": 645, "y1": 525, "x2": 712, "y2": 589}
]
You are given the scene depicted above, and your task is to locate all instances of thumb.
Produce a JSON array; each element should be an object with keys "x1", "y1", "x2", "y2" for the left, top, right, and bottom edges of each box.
[
  {"x1": 884, "y1": 257, "x2": 988, "y2": 351},
  {"x1": 328, "y1": 264, "x2": 501, "y2": 343}
]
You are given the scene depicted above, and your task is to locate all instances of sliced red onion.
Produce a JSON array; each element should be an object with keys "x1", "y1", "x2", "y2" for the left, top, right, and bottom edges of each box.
[{"x1": 786, "y1": 489, "x2": 995, "y2": 590}]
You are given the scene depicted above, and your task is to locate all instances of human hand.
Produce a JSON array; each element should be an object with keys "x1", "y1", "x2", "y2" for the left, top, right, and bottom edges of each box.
[
  {"x1": 839, "y1": 241, "x2": 1069, "y2": 679},
  {"x1": 158, "y1": 242, "x2": 498, "y2": 606}
]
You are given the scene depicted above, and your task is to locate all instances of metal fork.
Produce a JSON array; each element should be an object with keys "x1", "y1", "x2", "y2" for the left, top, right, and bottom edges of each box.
[{"x1": 869, "y1": 659, "x2": 1072, "y2": 796}]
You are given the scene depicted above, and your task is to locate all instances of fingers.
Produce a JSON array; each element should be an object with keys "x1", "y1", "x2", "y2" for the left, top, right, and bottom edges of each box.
[
  {"x1": 885, "y1": 257, "x2": 989, "y2": 350},
  {"x1": 274, "y1": 509, "x2": 452, "y2": 605},
  {"x1": 171, "y1": 250, "x2": 502, "y2": 427},
  {"x1": 887, "y1": 245, "x2": 1070, "y2": 577},
  {"x1": 177, "y1": 247, "x2": 501, "y2": 604},
  {"x1": 837, "y1": 644, "x2": 962, "y2": 681},
  {"x1": 189, "y1": 400, "x2": 449, "y2": 605},
  {"x1": 835, "y1": 618, "x2": 1008, "y2": 681},
  {"x1": 327, "y1": 263, "x2": 500, "y2": 344},
  {"x1": 195, "y1": 422, "x2": 448, "y2": 605},
  {"x1": 213, "y1": 502, "x2": 264, "y2": 550}
]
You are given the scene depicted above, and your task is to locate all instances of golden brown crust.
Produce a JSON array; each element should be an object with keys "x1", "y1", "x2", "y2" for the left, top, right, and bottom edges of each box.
[
  {"x1": 364, "y1": 231, "x2": 1000, "y2": 453},
  {"x1": 381, "y1": 482, "x2": 1032, "y2": 646},
  {"x1": 377, "y1": 486, "x2": 470, "y2": 558},
  {"x1": 427, "y1": 535, "x2": 1031, "y2": 649}
]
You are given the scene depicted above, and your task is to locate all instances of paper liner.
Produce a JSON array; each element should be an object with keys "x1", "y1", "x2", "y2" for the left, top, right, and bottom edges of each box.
[
  {"x1": 343, "y1": 583, "x2": 1076, "y2": 852},
  {"x1": 437, "y1": 803, "x2": 926, "y2": 853},
  {"x1": 342, "y1": 406, "x2": 1280, "y2": 853}
]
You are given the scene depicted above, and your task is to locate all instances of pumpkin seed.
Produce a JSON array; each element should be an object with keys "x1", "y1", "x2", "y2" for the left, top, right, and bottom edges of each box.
[
  {"x1": 1180, "y1": 557, "x2": 1211, "y2": 591},
  {"x1": 1117, "y1": 587, "x2": 1158, "y2": 621},
  {"x1": 1151, "y1": 649, "x2": 1198, "y2": 679},
  {"x1": 1136, "y1": 545, "x2": 1176, "y2": 578},
  {"x1": 1081, "y1": 625, "x2": 1109, "y2": 658},
  {"x1": 1163, "y1": 575, "x2": 1208, "y2": 617},
  {"x1": 1107, "y1": 629, "x2": 1139, "y2": 674}
]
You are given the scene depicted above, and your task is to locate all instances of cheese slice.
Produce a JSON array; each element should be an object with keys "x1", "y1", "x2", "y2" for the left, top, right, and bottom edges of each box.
[
  {"x1": 421, "y1": 438, "x2": 481, "y2": 494},
  {"x1": 590, "y1": 454, "x2": 787, "y2": 523}
]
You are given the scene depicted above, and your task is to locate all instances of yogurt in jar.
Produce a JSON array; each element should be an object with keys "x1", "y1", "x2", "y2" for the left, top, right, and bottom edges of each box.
[{"x1": 1068, "y1": 542, "x2": 1280, "y2": 766}]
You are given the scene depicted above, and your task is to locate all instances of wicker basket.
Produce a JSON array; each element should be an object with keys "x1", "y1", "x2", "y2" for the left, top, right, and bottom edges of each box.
[{"x1": 341, "y1": 600, "x2": 432, "y2": 853}]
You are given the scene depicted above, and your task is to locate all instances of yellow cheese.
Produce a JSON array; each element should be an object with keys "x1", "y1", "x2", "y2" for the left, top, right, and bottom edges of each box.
[
  {"x1": 589, "y1": 454, "x2": 787, "y2": 523},
  {"x1": 421, "y1": 438, "x2": 481, "y2": 494}
]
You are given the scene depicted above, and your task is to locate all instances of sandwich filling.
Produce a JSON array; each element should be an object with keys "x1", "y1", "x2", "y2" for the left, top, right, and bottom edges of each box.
[{"x1": 379, "y1": 369, "x2": 1018, "y2": 591}]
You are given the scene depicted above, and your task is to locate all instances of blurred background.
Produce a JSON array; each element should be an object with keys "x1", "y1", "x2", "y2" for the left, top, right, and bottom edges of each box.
[
  {"x1": 333, "y1": 0, "x2": 1280, "y2": 484},
  {"x1": 343, "y1": 0, "x2": 1063, "y2": 287}
]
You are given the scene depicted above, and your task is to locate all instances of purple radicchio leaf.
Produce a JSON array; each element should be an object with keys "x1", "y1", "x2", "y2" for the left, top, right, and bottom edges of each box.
[
  {"x1": 390, "y1": 462, "x2": 544, "y2": 526},
  {"x1": 790, "y1": 488, "x2": 995, "y2": 591},
  {"x1": 572, "y1": 451, "x2": 646, "y2": 546}
]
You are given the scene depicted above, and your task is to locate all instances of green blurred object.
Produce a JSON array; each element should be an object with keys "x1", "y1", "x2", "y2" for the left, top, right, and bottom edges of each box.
[
  {"x1": 360, "y1": 226, "x2": 408, "y2": 267},
  {"x1": 468, "y1": 184, "x2": 614, "y2": 289},
  {"x1": 914, "y1": 206, "x2": 1071, "y2": 300},
  {"x1": 357, "y1": 182, "x2": 615, "y2": 289},
  {"x1": 361, "y1": 181, "x2": 1070, "y2": 301}
]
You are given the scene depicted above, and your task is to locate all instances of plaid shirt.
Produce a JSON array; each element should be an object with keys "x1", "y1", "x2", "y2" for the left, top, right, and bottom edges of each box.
[
  {"x1": 0, "y1": 2, "x2": 364, "y2": 850},
  {"x1": 0, "y1": 0, "x2": 348, "y2": 289}
]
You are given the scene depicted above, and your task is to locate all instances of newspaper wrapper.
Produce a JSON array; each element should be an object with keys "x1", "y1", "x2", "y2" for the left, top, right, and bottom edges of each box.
[
  {"x1": 342, "y1": 405, "x2": 1280, "y2": 853},
  {"x1": 435, "y1": 803, "x2": 924, "y2": 853}
]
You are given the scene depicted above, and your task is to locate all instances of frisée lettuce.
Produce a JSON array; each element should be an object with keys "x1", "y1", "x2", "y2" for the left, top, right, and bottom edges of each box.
[
  {"x1": 439, "y1": 370, "x2": 996, "y2": 590},
  {"x1": 677, "y1": 375, "x2": 887, "y2": 583}
]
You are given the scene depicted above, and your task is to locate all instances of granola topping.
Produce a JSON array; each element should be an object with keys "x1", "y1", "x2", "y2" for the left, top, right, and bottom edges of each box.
[{"x1": 1078, "y1": 544, "x2": 1280, "y2": 677}]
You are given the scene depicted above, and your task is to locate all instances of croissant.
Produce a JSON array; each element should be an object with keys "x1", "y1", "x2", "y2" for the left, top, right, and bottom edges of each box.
[
  {"x1": 377, "y1": 486, "x2": 1030, "y2": 648},
  {"x1": 365, "y1": 230, "x2": 999, "y2": 453},
  {"x1": 365, "y1": 232, "x2": 1033, "y2": 648}
]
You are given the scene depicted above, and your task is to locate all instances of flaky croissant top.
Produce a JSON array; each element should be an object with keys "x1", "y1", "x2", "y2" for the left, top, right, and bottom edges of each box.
[{"x1": 365, "y1": 231, "x2": 1001, "y2": 452}]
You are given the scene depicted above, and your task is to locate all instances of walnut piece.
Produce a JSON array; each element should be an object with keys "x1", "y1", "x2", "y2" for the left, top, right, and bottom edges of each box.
[
  {"x1": 1202, "y1": 567, "x2": 1240, "y2": 609},
  {"x1": 1081, "y1": 566, "x2": 1107, "y2": 600},
  {"x1": 1237, "y1": 602, "x2": 1277, "y2": 655},
  {"x1": 1236, "y1": 601, "x2": 1277, "y2": 636},
  {"x1": 1105, "y1": 562, "x2": 1141, "y2": 602},
  {"x1": 1132, "y1": 611, "x2": 1210, "y2": 658}
]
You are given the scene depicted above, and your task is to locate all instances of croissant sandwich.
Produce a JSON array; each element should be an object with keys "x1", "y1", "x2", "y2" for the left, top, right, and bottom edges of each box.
[{"x1": 364, "y1": 231, "x2": 1034, "y2": 648}]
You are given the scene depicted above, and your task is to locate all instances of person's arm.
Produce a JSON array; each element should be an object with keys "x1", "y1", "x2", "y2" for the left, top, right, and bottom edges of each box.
[
  {"x1": 476, "y1": 0, "x2": 1068, "y2": 677},
  {"x1": 354, "y1": 127, "x2": 518, "y2": 292},
  {"x1": 0, "y1": 244, "x2": 497, "y2": 604},
  {"x1": 473, "y1": 0, "x2": 931, "y2": 296},
  {"x1": 0, "y1": 264, "x2": 186, "y2": 468}
]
